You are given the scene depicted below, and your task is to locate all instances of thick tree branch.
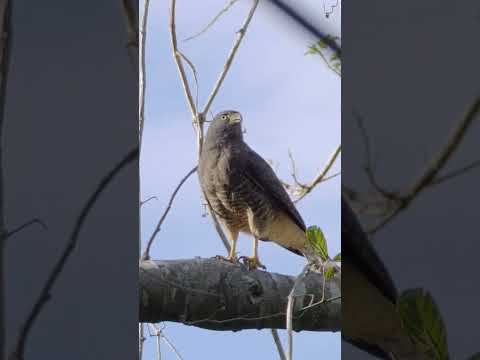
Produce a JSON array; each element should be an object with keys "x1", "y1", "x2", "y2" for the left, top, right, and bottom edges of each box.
[{"x1": 139, "y1": 258, "x2": 341, "y2": 332}]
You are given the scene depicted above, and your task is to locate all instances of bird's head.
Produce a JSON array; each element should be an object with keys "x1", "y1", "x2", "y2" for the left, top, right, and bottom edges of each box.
[{"x1": 205, "y1": 110, "x2": 244, "y2": 147}]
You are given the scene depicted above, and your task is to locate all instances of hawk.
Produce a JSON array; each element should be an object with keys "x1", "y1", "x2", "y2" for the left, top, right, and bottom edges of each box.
[{"x1": 198, "y1": 110, "x2": 316, "y2": 269}]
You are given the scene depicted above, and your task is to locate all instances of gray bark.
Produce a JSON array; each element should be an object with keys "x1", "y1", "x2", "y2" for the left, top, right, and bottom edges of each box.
[{"x1": 139, "y1": 258, "x2": 341, "y2": 332}]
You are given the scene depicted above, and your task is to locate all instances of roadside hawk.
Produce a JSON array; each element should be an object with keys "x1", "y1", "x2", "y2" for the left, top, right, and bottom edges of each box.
[{"x1": 198, "y1": 110, "x2": 316, "y2": 270}]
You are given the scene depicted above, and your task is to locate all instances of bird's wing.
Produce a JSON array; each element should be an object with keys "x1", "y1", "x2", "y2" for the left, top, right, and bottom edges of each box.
[
  {"x1": 342, "y1": 197, "x2": 397, "y2": 303},
  {"x1": 243, "y1": 146, "x2": 306, "y2": 233}
]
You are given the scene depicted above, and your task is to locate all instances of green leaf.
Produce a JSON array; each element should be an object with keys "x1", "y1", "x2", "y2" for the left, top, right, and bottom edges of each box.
[
  {"x1": 330, "y1": 53, "x2": 339, "y2": 62},
  {"x1": 306, "y1": 226, "x2": 329, "y2": 261},
  {"x1": 317, "y1": 39, "x2": 328, "y2": 49},
  {"x1": 397, "y1": 289, "x2": 449, "y2": 360},
  {"x1": 333, "y1": 253, "x2": 341, "y2": 261},
  {"x1": 324, "y1": 265, "x2": 335, "y2": 280}
]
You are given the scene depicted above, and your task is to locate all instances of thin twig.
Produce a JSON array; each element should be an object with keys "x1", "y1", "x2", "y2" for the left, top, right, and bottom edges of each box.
[
  {"x1": 184, "y1": 0, "x2": 240, "y2": 42},
  {"x1": 271, "y1": 329, "x2": 287, "y2": 360},
  {"x1": 139, "y1": 0, "x2": 150, "y2": 150},
  {"x1": 407, "y1": 98, "x2": 480, "y2": 198},
  {"x1": 11, "y1": 148, "x2": 139, "y2": 360},
  {"x1": 2, "y1": 218, "x2": 47, "y2": 241},
  {"x1": 160, "y1": 331, "x2": 184, "y2": 360},
  {"x1": 202, "y1": 0, "x2": 259, "y2": 116},
  {"x1": 286, "y1": 264, "x2": 310, "y2": 360},
  {"x1": 354, "y1": 110, "x2": 396, "y2": 199},
  {"x1": 287, "y1": 149, "x2": 304, "y2": 187},
  {"x1": 169, "y1": 0, "x2": 198, "y2": 117},
  {"x1": 295, "y1": 145, "x2": 341, "y2": 203},
  {"x1": 140, "y1": 196, "x2": 158, "y2": 207},
  {"x1": 430, "y1": 159, "x2": 480, "y2": 186},
  {"x1": 367, "y1": 97, "x2": 480, "y2": 234},
  {"x1": 311, "y1": 46, "x2": 341, "y2": 77},
  {"x1": 177, "y1": 50, "x2": 199, "y2": 110},
  {"x1": 142, "y1": 166, "x2": 197, "y2": 260}
]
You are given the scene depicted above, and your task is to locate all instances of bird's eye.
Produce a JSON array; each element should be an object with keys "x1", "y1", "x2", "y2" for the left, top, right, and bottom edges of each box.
[{"x1": 221, "y1": 115, "x2": 228, "y2": 120}]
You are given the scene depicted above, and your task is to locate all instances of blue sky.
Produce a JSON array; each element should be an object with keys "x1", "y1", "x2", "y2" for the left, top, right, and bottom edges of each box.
[{"x1": 140, "y1": 0, "x2": 341, "y2": 358}]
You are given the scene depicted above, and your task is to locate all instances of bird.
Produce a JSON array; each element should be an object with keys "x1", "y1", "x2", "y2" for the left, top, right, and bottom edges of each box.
[
  {"x1": 342, "y1": 197, "x2": 427, "y2": 359},
  {"x1": 198, "y1": 110, "x2": 317, "y2": 270}
]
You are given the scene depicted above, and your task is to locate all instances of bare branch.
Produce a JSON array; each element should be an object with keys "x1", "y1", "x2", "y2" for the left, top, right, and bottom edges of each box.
[
  {"x1": 139, "y1": 323, "x2": 146, "y2": 360},
  {"x1": 406, "y1": 98, "x2": 480, "y2": 199},
  {"x1": 169, "y1": 0, "x2": 197, "y2": 117},
  {"x1": 366, "y1": 97, "x2": 480, "y2": 234},
  {"x1": 286, "y1": 265, "x2": 309, "y2": 360},
  {"x1": 353, "y1": 110, "x2": 396, "y2": 200},
  {"x1": 295, "y1": 145, "x2": 341, "y2": 203},
  {"x1": 148, "y1": 324, "x2": 162, "y2": 360},
  {"x1": 142, "y1": 166, "x2": 197, "y2": 260},
  {"x1": 430, "y1": 159, "x2": 480, "y2": 187},
  {"x1": 159, "y1": 331, "x2": 184, "y2": 360},
  {"x1": 176, "y1": 50, "x2": 199, "y2": 110},
  {"x1": 12, "y1": 148, "x2": 139, "y2": 360},
  {"x1": 287, "y1": 149, "x2": 304, "y2": 187},
  {"x1": 139, "y1": 0, "x2": 150, "y2": 150},
  {"x1": 140, "y1": 196, "x2": 158, "y2": 207},
  {"x1": 202, "y1": 0, "x2": 259, "y2": 116},
  {"x1": 2, "y1": 218, "x2": 47, "y2": 241},
  {"x1": 184, "y1": 0, "x2": 240, "y2": 42},
  {"x1": 271, "y1": 329, "x2": 287, "y2": 360}
]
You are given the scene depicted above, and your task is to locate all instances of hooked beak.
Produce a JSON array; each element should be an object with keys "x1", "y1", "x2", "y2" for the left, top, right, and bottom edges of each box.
[{"x1": 230, "y1": 113, "x2": 242, "y2": 124}]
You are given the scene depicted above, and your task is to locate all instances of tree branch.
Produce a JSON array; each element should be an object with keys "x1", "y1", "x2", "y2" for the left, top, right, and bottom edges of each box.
[
  {"x1": 367, "y1": 97, "x2": 480, "y2": 234},
  {"x1": 139, "y1": 258, "x2": 341, "y2": 332},
  {"x1": 295, "y1": 145, "x2": 341, "y2": 203},
  {"x1": 169, "y1": 0, "x2": 197, "y2": 119},
  {"x1": 202, "y1": 0, "x2": 259, "y2": 117},
  {"x1": 2, "y1": 218, "x2": 47, "y2": 241},
  {"x1": 142, "y1": 166, "x2": 197, "y2": 260},
  {"x1": 139, "y1": 0, "x2": 150, "y2": 151},
  {"x1": 183, "y1": 0, "x2": 240, "y2": 42},
  {"x1": 12, "y1": 148, "x2": 139, "y2": 360}
]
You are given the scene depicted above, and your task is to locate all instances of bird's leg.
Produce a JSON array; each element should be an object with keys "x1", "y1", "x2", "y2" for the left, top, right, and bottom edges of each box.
[
  {"x1": 214, "y1": 232, "x2": 239, "y2": 263},
  {"x1": 227, "y1": 234, "x2": 238, "y2": 262},
  {"x1": 240, "y1": 236, "x2": 266, "y2": 270}
]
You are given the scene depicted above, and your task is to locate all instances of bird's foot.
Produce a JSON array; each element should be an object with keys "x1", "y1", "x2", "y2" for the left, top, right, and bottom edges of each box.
[
  {"x1": 239, "y1": 256, "x2": 266, "y2": 270},
  {"x1": 213, "y1": 254, "x2": 239, "y2": 264}
]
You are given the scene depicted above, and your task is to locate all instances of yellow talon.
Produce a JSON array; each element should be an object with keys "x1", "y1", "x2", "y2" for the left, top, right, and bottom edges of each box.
[
  {"x1": 240, "y1": 256, "x2": 266, "y2": 270},
  {"x1": 214, "y1": 254, "x2": 238, "y2": 263}
]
